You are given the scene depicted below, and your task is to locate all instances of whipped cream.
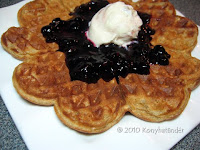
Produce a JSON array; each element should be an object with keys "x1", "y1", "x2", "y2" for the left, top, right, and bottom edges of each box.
[{"x1": 86, "y1": 2, "x2": 143, "y2": 47}]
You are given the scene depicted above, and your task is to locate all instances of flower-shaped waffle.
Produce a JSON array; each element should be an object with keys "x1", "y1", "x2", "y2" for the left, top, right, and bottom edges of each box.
[{"x1": 1, "y1": 0, "x2": 200, "y2": 133}]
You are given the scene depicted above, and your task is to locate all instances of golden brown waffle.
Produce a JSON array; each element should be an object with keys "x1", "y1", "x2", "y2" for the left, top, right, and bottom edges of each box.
[
  {"x1": 55, "y1": 79, "x2": 127, "y2": 133},
  {"x1": 120, "y1": 51, "x2": 200, "y2": 122},
  {"x1": 3, "y1": 0, "x2": 197, "y2": 60},
  {"x1": 17, "y1": 0, "x2": 71, "y2": 28},
  {"x1": 1, "y1": 27, "x2": 58, "y2": 60},
  {"x1": 111, "y1": 0, "x2": 198, "y2": 53},
  {"x1": 13, "y1": 52, "x2": 70, "y2": 105},
  {"x1": 17, "y1": 0, "x2": 92, "y2": 28},
  {"x1": 2, "y1": 0, "x2": 92, "y2": 60},
  {"x1": 1, "y1": 0, "x2": 200, "y2": 133},
  {"x1": 12, "y1": 51, "x2": 200, "y2": 131},
  {"x1": 150, "y1": 16, "x2": 198, "y2": 54},
  {"x1": 1, "y1": 0, "x2": 196, "y2": 59},
  {"x1": 132, "y1": 0, "x2": 176, "y2": 18},
  {"x1": 13, "y1": 51, "x2": 127, "y2": 132},
  {"x1": 108, "y1": 0, "x2": 176, "y2": 19},
  {"x1": 129, "y1": 0, "x2": 198, "y2": 53},
  {"x1": 60, "y1": 0, "x2": 91, "y2": 12}
]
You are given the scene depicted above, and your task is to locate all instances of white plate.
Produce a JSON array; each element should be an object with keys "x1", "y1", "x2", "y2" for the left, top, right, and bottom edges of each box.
[{"x1": 0, "y1": 1, "x2": 200, "y2": 150}]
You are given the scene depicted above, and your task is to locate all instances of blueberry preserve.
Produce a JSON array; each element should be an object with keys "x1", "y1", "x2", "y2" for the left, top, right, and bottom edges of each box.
[{"x1": 41, "y1": 0, "x2": 170, "y2": 84}]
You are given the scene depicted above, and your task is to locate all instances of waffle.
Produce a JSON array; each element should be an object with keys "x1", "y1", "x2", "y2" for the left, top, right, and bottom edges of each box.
[
  {"x1": 17, "y1": 0, "x2": 71, "y2": 28},
  {"x1": 2, "y1": 0, "x2": 91, "y2": 60},
  {"x1": 55, "y1": 78, "x2": 127, "y2": 133},
  {"x1": 13, "y1": 52, "x2": 70, "y2": 105},
  {"x1": 1, "y1": 27, "x2": 58, "y2": 60},
  {"x1": 131, "y1": 0, "x2": 198, "y2": 53},
  {"x1": 150, "y1": 16, "x2": 198, "y2": 54},
  {"x1": 117, "y1": 0, "x2": 198, "y2": 53},
  {"x1": 132, "y1": 0, "x2": 176, "y2": 18},
  {"x1": 13, "y1": 51, "x2": 127, "y2": 133},
  {"x1": 1, "y1": 0, "x2": 200, "y2": 133},
  {"x1": 120, "y1": 51, "x2": 200, "y2": 122}
]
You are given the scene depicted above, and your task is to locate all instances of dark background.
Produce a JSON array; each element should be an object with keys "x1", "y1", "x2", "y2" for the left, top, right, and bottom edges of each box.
[{"x1": 0, "y1": 0, "x2": 200, "y2": 149}]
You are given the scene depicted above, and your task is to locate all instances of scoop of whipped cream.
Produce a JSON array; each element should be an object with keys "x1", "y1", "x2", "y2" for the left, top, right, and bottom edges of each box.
[{"x1": 86, "y1": 2, "x2": 143, "y2": 47}]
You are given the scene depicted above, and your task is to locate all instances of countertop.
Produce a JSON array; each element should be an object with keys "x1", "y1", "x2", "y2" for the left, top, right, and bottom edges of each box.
[{"x1": 0, "y1": 0, "x2": 200, "y2": 149}]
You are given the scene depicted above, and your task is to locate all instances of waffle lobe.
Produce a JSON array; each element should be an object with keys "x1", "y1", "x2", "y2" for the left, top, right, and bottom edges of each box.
[{"x1": 1, "y1": 0, "x2": 200, "y2": 133}]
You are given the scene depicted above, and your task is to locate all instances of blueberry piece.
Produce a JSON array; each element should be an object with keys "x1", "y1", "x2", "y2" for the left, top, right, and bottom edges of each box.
[
  {"x1": 71, "y1": 61, "x2": 100, "y2": 83},
  {"x1": 69, "y1": 20, "x2": 80, "y2": 31}
]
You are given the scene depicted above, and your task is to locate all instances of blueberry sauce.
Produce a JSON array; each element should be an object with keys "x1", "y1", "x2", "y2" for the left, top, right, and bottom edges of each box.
[{"x1": 41, "y1": 0, "x2": 170, "y2": 84}]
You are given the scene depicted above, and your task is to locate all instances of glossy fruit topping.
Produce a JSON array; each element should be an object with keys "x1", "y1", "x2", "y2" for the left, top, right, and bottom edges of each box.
[{"x1": 41, "y1": 0, "x2": 170, "y2": 84}]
